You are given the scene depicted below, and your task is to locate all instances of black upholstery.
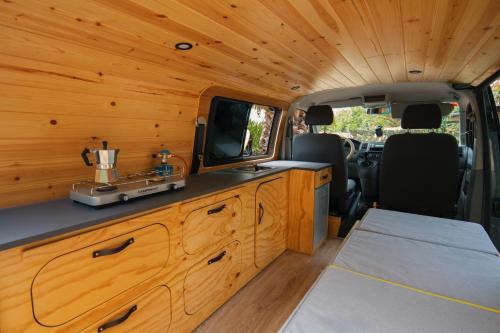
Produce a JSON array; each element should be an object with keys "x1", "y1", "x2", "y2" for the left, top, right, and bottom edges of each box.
[
  {"x1": 304, "y1": 105, "x2": 334, "y2": 126},
  {"x1": 401, "y1": 104, "x2": 442, "y2": 129},
  {"x1": 379, "y1": 104, "x2": 459, "y2": 217},
  {"x1": 293, "y1": 105, "x2": 355, "y2": 214}
]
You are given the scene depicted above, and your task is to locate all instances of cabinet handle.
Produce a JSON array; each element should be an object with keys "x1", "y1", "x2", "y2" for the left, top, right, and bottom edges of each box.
[
  {"x1": 97, "y1": 304, "x2": 137, "y2": 332},
  {"x1": 93, "y1": 238, "x2": 134, "y2": 258},
  {"x1": 207, "y1": 204, "x2": 226, "y2": 215},
  {"x1": 208, "y1": 250, "x2": 226, "y2": 265},
  {"x1": 321, "y1": 174, "x2": 328, "y2": 180},
  {"x1": 258, "y1": 202, "x2": 265, "y2": 224}
]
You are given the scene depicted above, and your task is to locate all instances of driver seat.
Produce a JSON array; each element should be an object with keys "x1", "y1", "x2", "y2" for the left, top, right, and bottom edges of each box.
[{"x1": 292, "y1": 105, "x2": 356, "y2": 215}]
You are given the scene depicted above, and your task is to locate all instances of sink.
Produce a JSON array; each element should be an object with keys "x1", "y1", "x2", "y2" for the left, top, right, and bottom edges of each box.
[{"x1": 220, "y1": 165, "x2": 276, "y2": 174}]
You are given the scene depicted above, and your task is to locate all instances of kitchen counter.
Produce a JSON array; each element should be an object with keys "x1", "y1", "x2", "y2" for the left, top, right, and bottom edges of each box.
[{"x1": 0, "y1": 161, "x2": 330, "y2": 251}]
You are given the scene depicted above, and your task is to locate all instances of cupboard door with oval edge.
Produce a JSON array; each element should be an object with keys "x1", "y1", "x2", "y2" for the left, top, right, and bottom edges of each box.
[
  {"x1": 31, "y1": 224, "x2": 169, "y2": 326},
  {"x1": 81, "y1": 285, "x2": 171, "y2": 333},
  {"x1": 183, "y1": 241, "x2": 242, "y2": 315},
  {"x1": 183, "y1": 196, "x2": 242, "y2": 254},
  {"x1": 255, "y1": 177, "x2": 288, "y2": 268}
]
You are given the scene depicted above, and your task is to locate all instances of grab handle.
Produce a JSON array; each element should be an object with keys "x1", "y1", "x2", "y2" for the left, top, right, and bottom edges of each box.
[
  {"x1": 207, "y1": 204, "x2": 226, "y2": 215},
  {"x1": 97, "y1": 305, "x2": 137, "y2": 332},
  {"x1": 208, "y1": 251, "x2": 226, "y2": 265},
  {"x1": 258, "y1": 202, "x2": 265, "y2": 224},
  {"x1": 93, "y1": 238, "x2": 134, "y2": 258}
]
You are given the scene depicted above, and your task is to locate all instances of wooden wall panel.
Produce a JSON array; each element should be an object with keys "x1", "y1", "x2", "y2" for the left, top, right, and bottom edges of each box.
[{"x1": 0, "y1": 0, "x2": 499, "y2": 207}]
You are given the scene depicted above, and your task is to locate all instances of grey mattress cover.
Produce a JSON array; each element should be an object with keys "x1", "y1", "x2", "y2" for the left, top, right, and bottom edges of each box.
[
  {"x1": 280, "y1": 267, "x2": 500, "y2": 333},
  {"x1": 334, "y1": 230, "x2": 500, "y2": 309},
  {"x1": 358, "y1": 208, "x2": 499, "y2": 256}
]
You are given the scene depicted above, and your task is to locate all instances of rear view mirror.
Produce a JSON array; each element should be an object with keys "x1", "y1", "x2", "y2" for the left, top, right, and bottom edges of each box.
[
  {"x1": 366, "y1": 105, "x2": 391, "y2": 115},
  {"x1": 366, "y1": 107, "x2": 382, "y2": 115}
]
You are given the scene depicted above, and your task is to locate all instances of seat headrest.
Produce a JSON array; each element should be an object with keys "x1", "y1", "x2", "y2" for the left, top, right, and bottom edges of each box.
[
  {"x1": 305, "y1": 105, "x2": 333, "y2": 126},
  {"x1": 401, "y1": 104, "x2": 442, "y2": 129}
]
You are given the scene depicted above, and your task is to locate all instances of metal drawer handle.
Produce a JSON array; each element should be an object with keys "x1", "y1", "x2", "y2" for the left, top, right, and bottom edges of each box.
[
  {"x1": 321, "y1": 174, "x2": 329, "y2": 180},
  {"x1": 208, "y1": 250, "x2": 226, "y2": 265},
  {"x1": 98, "y1": 304, "x2": 137, "y2": 332},
  {"x1": 93, "y1": 238, "x2": 134, "y2": 258},
  {"x1": 207, "y1": 204, "x2": 226, "y2": 215},
  {"x1": 258, "y1": 202, "x2": 265, "y2": 224}
]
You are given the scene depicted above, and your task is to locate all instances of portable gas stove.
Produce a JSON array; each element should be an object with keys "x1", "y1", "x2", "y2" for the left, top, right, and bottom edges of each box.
[{"x1": 70, "y1": 169, "x2": 185, "y2": 207}]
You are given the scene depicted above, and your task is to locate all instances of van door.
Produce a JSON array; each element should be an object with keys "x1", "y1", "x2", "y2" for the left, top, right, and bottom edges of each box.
[{"x1": 477, "y1": 72, "x2": 500, "y2": 249}]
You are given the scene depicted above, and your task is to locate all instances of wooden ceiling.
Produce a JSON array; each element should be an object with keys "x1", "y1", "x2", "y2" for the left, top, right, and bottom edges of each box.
[{"x1": 2, "y1": 0, "x2": 499, "y2": 102}]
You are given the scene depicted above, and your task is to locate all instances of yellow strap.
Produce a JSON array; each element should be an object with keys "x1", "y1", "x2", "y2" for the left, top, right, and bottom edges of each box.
[{"x1": 329, "y1": 264, "x2": 500, "y2": 315}]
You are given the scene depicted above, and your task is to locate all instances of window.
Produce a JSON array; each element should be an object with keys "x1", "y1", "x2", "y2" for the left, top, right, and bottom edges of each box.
[
  {"x1": 203, "y1": 96, "x2": 280, "y2": 166},
  {"x1": 292, "y1": 109, "x2": 307, "y2": 136},
  {"x1": 491, "y1": 78, "x2": 500, "y2": 107},
  {"x1": 316, "y1": 104, "x2": 460, "y2": 143},
  {"x1": 490, "y1": 79, "x2": 500, "y2": 129}
]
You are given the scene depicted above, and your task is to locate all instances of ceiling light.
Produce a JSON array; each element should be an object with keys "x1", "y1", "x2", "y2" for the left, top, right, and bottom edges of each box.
[
  {"x1": 175, "y1": 42, "x2": 193, "y2": 50},
  {"x1": 291, "y1": 85, "x2": 300, "y2": 90},
  {"x1": 408, "y1": 69, "x2": 422, "y2": 74}
]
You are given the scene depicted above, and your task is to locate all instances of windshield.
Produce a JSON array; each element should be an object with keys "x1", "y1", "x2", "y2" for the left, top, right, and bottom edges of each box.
[{"x1": 316, "y1": 105, "x2": 460, "y2": 142}]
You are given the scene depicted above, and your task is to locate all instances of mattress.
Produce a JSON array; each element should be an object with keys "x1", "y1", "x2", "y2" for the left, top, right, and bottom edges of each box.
[
  {"x1": 280, "y1": 209, "x2": 500, "y2": 332},
  {"x1": 357, "y1": 208, "x2": 498, "y2": 256},
  {"x1": 334, "y1": 229, "x2": 500, "y2": 310},
  {"x1": 280, "y1": 267, "x2": 500, "y2": 333}
]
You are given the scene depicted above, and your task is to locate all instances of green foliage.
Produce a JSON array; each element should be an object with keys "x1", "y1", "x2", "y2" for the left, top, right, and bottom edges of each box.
[
  {"x1": 491, "y1": 79, "x2": 500, "y2": 106},
  {"x1": 320, "y1": 106, "x2": 400, "y2": 141},
  {"x1": 247, "y1": 120, "x2": 264, "y2": 153},
  {"x1": 319, "y1": 106, "x2": 460, "y2": 142}
]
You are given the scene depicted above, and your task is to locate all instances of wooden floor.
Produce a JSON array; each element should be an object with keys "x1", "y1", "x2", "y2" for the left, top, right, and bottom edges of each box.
[{"x1": 194, "y1": 238, "x2": 343, "y2": 333}]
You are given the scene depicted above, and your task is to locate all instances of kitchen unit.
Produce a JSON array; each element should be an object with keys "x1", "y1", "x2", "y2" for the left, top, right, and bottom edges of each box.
[{"x1": 0, "y1": 164, "x2": 330, "y2": 333}]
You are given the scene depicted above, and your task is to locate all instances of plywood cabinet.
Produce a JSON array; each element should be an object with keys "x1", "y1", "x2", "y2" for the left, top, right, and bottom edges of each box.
[
  {"x1": 31, "y1": 224, "x2": 169, "y2": 326},
  {"x1": 255, "y1": 177, "x2": 288, "y2": 268},
  {"x1": 288, "y1": 168, "x2": 332, "y2": 255},
  {"x1": 0, "y1": 171, "x2": 288, "y2": 333},
  {"x1": 82, "y1": 286, "x2": 171, "y2": 333},
  {"x1": 182, "y1": 196, "x2": 242, "y2": 254},
  {"x1": 183, "y1": 241, "x2": 242, "y2": 315}
]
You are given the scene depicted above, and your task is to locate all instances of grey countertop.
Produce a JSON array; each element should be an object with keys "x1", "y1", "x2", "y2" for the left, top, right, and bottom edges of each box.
[{"x1": 0, "y1": 160, "x2": 331, "y2": 251}]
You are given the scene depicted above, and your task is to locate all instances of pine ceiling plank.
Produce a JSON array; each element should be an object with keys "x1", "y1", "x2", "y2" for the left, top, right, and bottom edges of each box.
[
  {"x1": 120, "y1": 0, "x2": 325, "y2": 93},
  {"x1": 423, "y1": 0, "x2": 468, "y2": 81},
  {"x1": 439, "y1": 0, "x2": 500, "y2": 81},
  {"x1": 56, "y1": 0, "x2": 303, "y2": 97},
  {"x1": 259, "y1": 0, "x2": 367, "y2": 87},
  {"x1": 210, "y1": 0, "x2": 346, "y2": 89},
  {"x1": 455, "y1": 26, "x2": 500, "y2": 84},
  {"x1": 361, "y1": 0, "x2": 407, "y2": 82},
  {"x1": 329, "y1": 0, "x2": 393, "y2": 83},
  {"x1": 290, "y1": 0, "x2": 379, "y2": 84},
  {"x1": 0, "y1": 0, "x2": 297, "y2": 101},
  {"x1": 172, "y1": 0, "x2": 333, "y2": 92},
  {"x1": 401, "y1": 0, "x2": 434, "y2": 81}
]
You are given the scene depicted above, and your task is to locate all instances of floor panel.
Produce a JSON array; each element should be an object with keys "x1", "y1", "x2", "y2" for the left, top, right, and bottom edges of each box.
[{"x1": 194, "y1": 238, "x2": 343, "y2": 333}]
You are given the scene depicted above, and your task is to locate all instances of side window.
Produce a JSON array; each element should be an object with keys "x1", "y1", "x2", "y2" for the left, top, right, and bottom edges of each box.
[
  {"x1": 292, "y1": 109, "x2": 307, "y2": 136},
  {"x1": 203, "y1": 96, "x2": 281, "y2": 166},
  {"x1": 490, "y1": 79, "x2": 500, "y2": 127}
]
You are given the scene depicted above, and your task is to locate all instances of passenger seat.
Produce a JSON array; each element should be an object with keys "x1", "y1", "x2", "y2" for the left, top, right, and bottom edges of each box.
[{"x1": 379, "y1": 104, "x2": 459, "y2": 218}]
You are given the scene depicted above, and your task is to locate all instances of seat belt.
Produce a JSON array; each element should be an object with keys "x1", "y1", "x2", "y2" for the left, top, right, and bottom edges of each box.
[{"x1": 190, "y1": 116, "x2": 206, "y2": 174}]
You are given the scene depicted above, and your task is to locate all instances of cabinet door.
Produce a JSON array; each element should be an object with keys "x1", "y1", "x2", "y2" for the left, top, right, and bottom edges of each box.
[
  {"x1": 82, "y1": 286, "x2": 171, "y2": 333},
  {"x1": 184, "y1": 241, "x2": 242, "y2": 315},
  {"x1": 255, "y1": 177, "x2": 288, "y2": 268}
]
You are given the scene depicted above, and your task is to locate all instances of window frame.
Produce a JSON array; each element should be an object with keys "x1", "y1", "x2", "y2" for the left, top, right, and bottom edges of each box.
[{"x1": 203, "y1": 95, "x2": 282, "y2": 167}]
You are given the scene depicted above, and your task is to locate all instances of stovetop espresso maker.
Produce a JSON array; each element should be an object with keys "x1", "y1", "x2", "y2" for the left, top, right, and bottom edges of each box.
[{"x1": 81, "y1": 141, "x2": 120, "y2": 183}]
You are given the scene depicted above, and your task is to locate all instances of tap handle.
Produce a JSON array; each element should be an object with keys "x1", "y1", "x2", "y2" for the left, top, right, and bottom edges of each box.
[{"x1": 102, "y1": 141, "x2": 108, "y2": 149}]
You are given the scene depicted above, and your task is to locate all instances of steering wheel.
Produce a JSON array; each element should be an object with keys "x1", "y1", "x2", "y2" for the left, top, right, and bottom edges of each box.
[{"x1": 343, "y1": 138, "x2": 356, "y2": 161}]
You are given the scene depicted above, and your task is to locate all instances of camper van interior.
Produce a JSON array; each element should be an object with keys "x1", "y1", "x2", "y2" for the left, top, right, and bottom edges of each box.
[{"x1": 0, "y1": 1, "x2": 499, "y2": 332}]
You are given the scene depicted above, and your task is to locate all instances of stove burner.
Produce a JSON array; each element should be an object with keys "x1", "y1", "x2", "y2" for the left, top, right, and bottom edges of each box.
[
  {"x1": 148, "y1": 176, "x2": 165, "y2": 182},
  {"x1": 95, "y1": 185, "x2": 118, "y2": 192}
]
